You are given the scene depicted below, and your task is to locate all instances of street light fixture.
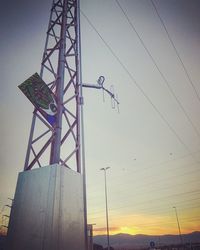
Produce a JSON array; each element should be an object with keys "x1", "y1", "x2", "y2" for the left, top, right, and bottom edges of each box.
[
  {"x1": 173, "y1": 206, "x2": 183, "y2": 245},
  {"x1": 100, "y1": 167, "x2": 110, "y2": 250}
]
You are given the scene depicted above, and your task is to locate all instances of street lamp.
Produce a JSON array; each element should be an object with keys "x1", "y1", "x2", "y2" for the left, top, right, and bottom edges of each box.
[
  {"x1": 87, "y1": 223, "x2": 96, "y2": 250},
  {"x1": 100, "y1": 167, "x2": 110, "y2": 250},
  {"x1": 173, "y1": 206, "x2": 183, "y2": 245}
]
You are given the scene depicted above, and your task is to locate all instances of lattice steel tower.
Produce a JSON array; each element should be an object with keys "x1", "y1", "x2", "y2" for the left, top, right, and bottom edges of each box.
[
  {"x1": 7, "y1": 1, "x2": 89, "y2": 250},
  {"x1": 24, "y1": 0, "x2": 83, "y2": 172},
  {"x1": 8, "y1": 1, "x2": 119, "y2": 249}
]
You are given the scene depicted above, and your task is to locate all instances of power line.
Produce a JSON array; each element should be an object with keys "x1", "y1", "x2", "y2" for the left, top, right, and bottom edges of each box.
[
  {"x1": 88, "y1": 196, "x2": 200, "y2": 217},
  {"x1": 88, "y1": 200, "x2": 200, "y2": 219},
  {"x1": 81, "y1": 7, "x2": 200, "y2": 231},
  {"x1": 88, "y1": 203, "x2": 200, "y2": 221},
  {"x1": 88, "y1": 196, "x2": 200, "y2": 218},
  {"x1": 107, "y1": 216, "x2": 200, "y2": 228},
  {"x1": 87, "y1": 151, "x2": 198, "y2": 187},
  {"x1": 90, "y1": 216, "x2": 200, "y2": 234},
  {"x1": 87, "y1": 172, "x2": 200, "y2": 211},
  {"x1": 88, "y1": 204, "x2": 200, "y2": 222},
  {"x1": 88, "y1": 189, "x2": 200, "y2": 217},
  {"x1": 87, "y1": 176, "x2": 200, "y2": 207},
  {"x1": 150, "y1": 0, "x2": 200, "y2": 103},
  {"x1": 88, "y1": 203, "x2": 200, "y2": 223},
  {"x1": 115, "y1": 0, "x2": 200, "y2": 138},
  {"x1": 81, "y1": 10, "x2": 199, "y2": 161},
  {"x1": 87, "y1": 160, "x2": 199, "y2": 192},
  {"x1": 87, "y1": 161, "x2": 200, "y2": 199}
]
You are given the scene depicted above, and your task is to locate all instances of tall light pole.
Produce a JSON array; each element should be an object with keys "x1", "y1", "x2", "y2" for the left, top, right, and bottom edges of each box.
[
  {"x1": 87, "y1": 223, "x2": 96, "y2": 250},
  {"x1": 173, "y1": 206, "x2": 183, "y2": 245},
  {"x1": 100, "y1": 167, "x2": 110, "y2": 250}
]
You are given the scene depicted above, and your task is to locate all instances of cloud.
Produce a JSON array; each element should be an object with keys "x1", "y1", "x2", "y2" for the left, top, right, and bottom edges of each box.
[{"x1": 93, "y1": 226, "x2": 119, "y2": 232}]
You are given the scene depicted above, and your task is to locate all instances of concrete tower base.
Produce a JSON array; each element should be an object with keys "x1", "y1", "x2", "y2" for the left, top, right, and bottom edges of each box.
[{"x1": 6, "y1": 164, "x2": 85, "y2": 250}]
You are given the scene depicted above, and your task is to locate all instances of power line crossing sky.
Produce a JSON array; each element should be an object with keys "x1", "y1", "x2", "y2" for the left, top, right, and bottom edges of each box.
[{"x1": 0, "y1": 0, "x2": 200, "y2": 236}]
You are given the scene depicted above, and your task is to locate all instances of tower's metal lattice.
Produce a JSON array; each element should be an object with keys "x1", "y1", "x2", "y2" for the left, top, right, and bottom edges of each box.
[{"x1": 24, "y1": 0, "x2": 82, "y2": 172}]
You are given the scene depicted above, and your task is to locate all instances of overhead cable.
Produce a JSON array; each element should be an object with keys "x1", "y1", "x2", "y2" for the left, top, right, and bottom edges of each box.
[
  {"x1": 80, "y1": 10, "x2": 198, "y2": 159},
  {"x1": 115, "y1": 0, "x2": 200, "y2": 138},
  {"x1": 150, "y1": 0, "x2": 200, "y2": 103}
]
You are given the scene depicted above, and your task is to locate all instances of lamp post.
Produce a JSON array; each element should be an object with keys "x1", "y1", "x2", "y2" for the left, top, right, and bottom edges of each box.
[
  {"x1": 100, "y1": 167, "x2": 110, "y2": 250},
  {"x1": 87, "y1": 223, "x2": 96, "y2": 250},
  {"x1": 173, "y1": 206, "x2": 183, "y2": 245}
]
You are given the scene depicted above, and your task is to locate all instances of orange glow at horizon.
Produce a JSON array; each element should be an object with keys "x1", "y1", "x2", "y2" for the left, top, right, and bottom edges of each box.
[
  {"x1": 93, "y1": 224, "x2": 200, "y2": 236},
  {"x1": 91, "y1": 208, "x2": 200, "y2": 236}
]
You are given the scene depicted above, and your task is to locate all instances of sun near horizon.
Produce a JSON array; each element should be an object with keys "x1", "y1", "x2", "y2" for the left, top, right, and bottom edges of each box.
[
  {"x1": 91, "y1": 208, "x2": 200, "y2": 236},
  {"x1": 93, "y1": 227, "x2": 200, "y2": 237}
]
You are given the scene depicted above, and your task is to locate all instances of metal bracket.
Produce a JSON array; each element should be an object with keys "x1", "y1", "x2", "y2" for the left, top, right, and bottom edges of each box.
[{"x1": 82, "y1": 76, "x2": 120, "y2": 112}]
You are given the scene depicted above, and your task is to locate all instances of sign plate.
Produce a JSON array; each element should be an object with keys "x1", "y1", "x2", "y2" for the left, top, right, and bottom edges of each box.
[
  {"x1": 18, "y1": 73, "x2": 57, "y2": 126},
  {"x1": 150, "y1": 241, "x2": 155, "y2": 248}
]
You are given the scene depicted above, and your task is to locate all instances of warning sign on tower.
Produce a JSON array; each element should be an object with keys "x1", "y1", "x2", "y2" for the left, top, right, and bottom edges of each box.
[{"x1": 18, "y1": 73, "x2": 57, "y2": 126}]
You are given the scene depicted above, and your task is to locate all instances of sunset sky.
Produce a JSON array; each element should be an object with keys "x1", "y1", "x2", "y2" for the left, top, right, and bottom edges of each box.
[{"x1": 0, "y1": 0, "x2": 200, "y2": 236}]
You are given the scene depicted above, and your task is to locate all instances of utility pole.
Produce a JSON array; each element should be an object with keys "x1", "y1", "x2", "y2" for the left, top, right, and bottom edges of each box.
[
  {"x1": 173, "y1": 206, "x2": 183, "y2": 245},
  {"x1": 100, "y1": 167, "x2": 111, "y2": 250}
]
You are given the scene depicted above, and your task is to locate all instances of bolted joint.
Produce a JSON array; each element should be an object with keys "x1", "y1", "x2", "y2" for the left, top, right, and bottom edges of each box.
[{"x1": 79, "y1": 96, "x2": 84, "y2": 105}]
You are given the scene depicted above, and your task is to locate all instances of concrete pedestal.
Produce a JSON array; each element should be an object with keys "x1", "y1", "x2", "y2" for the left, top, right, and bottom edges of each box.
[{"x1": 6, "y1": 164, "x2": 85, "y2": 250}]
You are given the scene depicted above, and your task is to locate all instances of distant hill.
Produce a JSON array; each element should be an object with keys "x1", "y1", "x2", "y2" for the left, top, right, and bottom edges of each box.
[{"x1": 94, "y1": 231, "x2": 200, "y2": 249}]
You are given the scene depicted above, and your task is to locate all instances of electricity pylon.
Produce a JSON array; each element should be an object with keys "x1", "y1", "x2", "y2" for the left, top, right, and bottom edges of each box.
[
  {"x1": 18, "y1": 2, "x2": 89, "y2": 248},
  {"x1": 23, "y1": 0, "x2": 83, "y2": 172},
  {"x1": 21, "y1": 0, "x2": 119, "y2": 172},
  {"x1": 17, "y1": 1, "x2": 119, "y2": 249}
]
